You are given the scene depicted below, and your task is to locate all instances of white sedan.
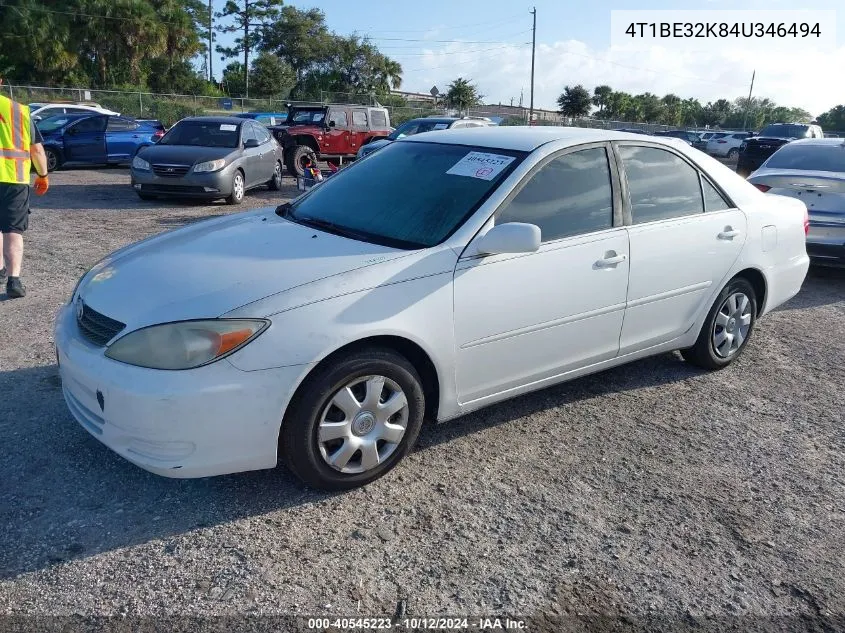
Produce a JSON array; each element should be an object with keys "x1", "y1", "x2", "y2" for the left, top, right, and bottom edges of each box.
[{"x1": 56, "y1": 127, "x2": 810, "y2": 490}]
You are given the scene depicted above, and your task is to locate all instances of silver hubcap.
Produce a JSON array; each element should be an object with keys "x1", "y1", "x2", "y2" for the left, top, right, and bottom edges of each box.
[
  {"x1": 317, "y1": 375, "x2": 409, "y2": 474},
  {"x1": 274, "y1": 163, "x2": 281, "y2": 183},
  {"x1": 233, "y1": 174, "x2": 244, "y2": 199},
  {"x1": 47, "y1": 152, "x2": 57, "y2": 170},
  {"x1": 712, "y1": 292, "x2": 752, "y2": 358}
]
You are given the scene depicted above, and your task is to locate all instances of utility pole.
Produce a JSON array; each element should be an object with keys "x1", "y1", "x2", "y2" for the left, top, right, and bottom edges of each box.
[
  {"x1": 244, "y1": 0, "x2": 250, "y2": 99},
  {"x1": 208, "y1": 0, "x2": 213, "y2": 83},
  {"x1": 742, "y1": 69, "x2": 756, "y2": 131},
  {"x1": 529, "y1": 7, "x2": 536, "y2": 125}
]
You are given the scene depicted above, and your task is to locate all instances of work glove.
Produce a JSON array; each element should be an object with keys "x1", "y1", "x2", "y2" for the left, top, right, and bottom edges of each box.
[{"x1": 33, "y1": 175, "x2": 49, "y2": 196}]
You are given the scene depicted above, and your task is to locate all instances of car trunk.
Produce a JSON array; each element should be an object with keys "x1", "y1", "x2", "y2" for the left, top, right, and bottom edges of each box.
[{"x1": 753, "y1": 171, "x2": 845, "y2": 225}]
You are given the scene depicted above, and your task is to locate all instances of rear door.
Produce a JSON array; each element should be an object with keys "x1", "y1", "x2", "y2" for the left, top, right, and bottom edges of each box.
[
  {"x1": 350, "y1": 109, "x2": 369, "y2": 153},
  {"x1": 105, "y1": 116, "x2": 142, "y2": 162},
  {"x1": 615, "y1": 142, "x2": 747, "y2": 353},
  {"x1": 63, "y1": 116, "x2": 107, "y2": 163}
]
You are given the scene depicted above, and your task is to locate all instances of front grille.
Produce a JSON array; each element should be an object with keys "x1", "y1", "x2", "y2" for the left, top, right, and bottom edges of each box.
[
  {"x1": 142, "y1": 184, "x2": 206, "y2": 194},
  {"x1": 77, "y1": 302, "x2": 126, "y2": 347},
  {"x1": 152, "y1": 164, "x2": 190, "y2": 177}
]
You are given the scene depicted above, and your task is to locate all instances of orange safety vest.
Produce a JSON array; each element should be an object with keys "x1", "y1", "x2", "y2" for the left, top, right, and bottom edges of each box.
[{"x1": 0, "y1": 95, "x2": 32, "y2": 185}]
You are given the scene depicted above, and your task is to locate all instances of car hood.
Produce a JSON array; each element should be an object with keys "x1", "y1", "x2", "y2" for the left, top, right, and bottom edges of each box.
[
  {"x1": 76, "y1": 208, "x2": 414, "y2": 330},
  {"x1": 135, "y1": 144, "x2": 237, "y2": 164},
  {"x1": 748, "y1": 136, "x2": 794, "y2": 143}
]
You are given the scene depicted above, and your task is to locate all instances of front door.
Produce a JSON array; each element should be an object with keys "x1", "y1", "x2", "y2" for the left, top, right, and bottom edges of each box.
[
  {"x1": 453, "y1": 144, "x2": 630, "y2": 405},
  {"x1": 615, "y1": 143, "x2": 747, "y2": 354},
  {"x1": 63, "y1": 116, "x2": 107, "y2": 163},
  {"x1": 322, "y1": 108, "x2": 350, "y2": 155}
]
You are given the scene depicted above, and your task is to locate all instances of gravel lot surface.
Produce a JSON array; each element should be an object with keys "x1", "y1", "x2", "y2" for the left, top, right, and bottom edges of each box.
[{"x1": 1, "y1": 167, "x2": 844, "y2": 630}]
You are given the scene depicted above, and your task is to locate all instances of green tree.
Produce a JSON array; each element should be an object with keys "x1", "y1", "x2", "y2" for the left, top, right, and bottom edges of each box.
[
  {"x1": 261, "y1": 6, "x2": 332, "y2": 84},
  {"x1": 557, "y1": 85, "x2": 591, "y2": 117},
  {"x1": 592, "y1": 85, "x2": 613, "y2": 117},
  {"x1": 249, "y1": 52, "x2": 295, "y2": 98},
  {"x1": 634, "y1": 92, "x2": 663, "y2": 122},
  {"x1": 221, "y1": 61, "x2": 246, "y2": 96},
  {"x1": 817, "y1": 105, "x2": 845, "y2": 130},
  {"x1": 216, "y1": 0, "x2": 284, "y2": 98},
  {"x1": 660, "y1": 93, "x2": 682, "y2": 126},
  {"x1": 445, "y1": 77, "x2": 483, "y2": 113}
]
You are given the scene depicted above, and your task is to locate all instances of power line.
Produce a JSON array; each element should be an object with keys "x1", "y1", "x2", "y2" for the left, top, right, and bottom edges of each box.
[
  {"x1": 390, "y1": 43, "x2": 532, "y2": 58},
  {"x1": 0, "y1": 2, "x2": 195, "y2": 28}
]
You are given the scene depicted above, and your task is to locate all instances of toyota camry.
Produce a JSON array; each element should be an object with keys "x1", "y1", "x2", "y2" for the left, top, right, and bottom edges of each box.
[{"x1": 56, "y1": 127, "x2": 810, "y2": 490}]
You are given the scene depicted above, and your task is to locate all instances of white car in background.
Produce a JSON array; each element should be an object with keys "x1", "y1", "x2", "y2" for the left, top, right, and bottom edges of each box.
[
  {"x1": 706, "y1": 131, "x2": 753, "y2": 159},
  {"x1": 56, "y1": 127, "x2": 810, "y2": 490},
  {"x1": 30, "y1": 103, "x2": 118, "y2": 122}
]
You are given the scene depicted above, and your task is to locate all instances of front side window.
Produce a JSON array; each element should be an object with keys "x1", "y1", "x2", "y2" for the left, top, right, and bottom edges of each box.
[
  {"x1": 328, "y1": 110, "x2": 348, "y2": 128},
  {"x1": 618, "y1": 145, "x2": 704, "y2": 224},
  {"x1": 241, "y1": 123, "x2": 258, "y2": 144},
  {"x1": 497, "y1": 147, "x2": 614, "y2": 242},
  {"x1": 255, "y1": 124, "x2": 272, "y2": 144},
  {"x1": 287, "y1": 142, "x2": 526, "y2": 249},
  {"x1": 69, "y1": 116, "x2": 107, "y2": 134}
]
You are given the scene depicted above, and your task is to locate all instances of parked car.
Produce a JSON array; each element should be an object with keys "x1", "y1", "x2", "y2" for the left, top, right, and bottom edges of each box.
[
  {"x1": 130, "y1": 116, "x2": 283, "y2": 204},
  {"x1": 37, "y1": 113, "x2": 162, "y2": 172},
  {"x1": 357, "y1": 116, "x2": 496, "y2": 159},
  {"x1": 57, "y1": 127, "x2": 810, "y2": 490},
  {"x1": 30, "y1": 103, "x2": 118, "y2": 122},
  {"x1": 269, "y1": 103, "x2": 391, "y2": 177},
  {"x1": 234, "y1": 111, "x2": 288, "y2": 126},
  {"x1": 736, "y1": 123, "x2": 825, "y2": 177},
  {"x1": 706, "y1": 132, "x2": 752, "y2": 159},
  {"x1": 746, "y1": 138, "x2": 845, "y2": 267},
  {"x1": 652, "y1": 130, "x2": 699, "y2": 146}
]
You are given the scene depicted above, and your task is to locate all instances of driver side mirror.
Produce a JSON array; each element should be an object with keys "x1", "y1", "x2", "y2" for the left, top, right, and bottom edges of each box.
[
  {"x1": 474, "y1": 223, "x2": 541, "y2": 256},
  {"x1": 243, "y1": 138, "x2": 259, "y2": 149}
]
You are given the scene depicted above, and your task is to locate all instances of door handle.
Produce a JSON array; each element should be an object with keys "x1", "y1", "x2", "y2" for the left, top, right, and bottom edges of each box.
[
  {"x1": 595, "y1": 252, "x2": 627, "y2": 268},
  {"x1": 718, "y1": 227, "x2": 740, "y2": 240}
]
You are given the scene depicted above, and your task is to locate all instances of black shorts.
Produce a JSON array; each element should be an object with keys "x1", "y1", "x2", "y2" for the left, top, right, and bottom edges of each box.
[{"x1": 0, "y1": 183, "x2": 30, "y2": 234}]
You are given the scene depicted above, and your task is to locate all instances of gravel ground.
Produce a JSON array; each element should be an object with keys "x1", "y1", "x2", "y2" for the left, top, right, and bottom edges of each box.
[{"x1": 1, "y1": 167, "x2": 844, "y2": 631}]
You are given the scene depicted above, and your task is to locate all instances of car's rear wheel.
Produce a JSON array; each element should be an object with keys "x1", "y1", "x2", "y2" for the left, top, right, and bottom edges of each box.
[
  {"x1": 267, "y1": 160, "x2": 283, "y2": 190},
  {"x1": 280, "y1": 348, "x2": 425, "y2": 491},
  {"x1": 45, "y1": 148, "x2": 60, "y2": 172},
  {"x1": 286, "y1": 145, "x2": 317, "y2": 178},
  {"x1": 681, "y1": 277, "x2": 757, "y2": 370},
  {"x1": 226, "y1": 170, "x2": 245, "y2": 205}
]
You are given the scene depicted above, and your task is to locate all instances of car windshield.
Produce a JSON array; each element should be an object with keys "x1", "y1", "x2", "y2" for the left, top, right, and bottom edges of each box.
[
  {"x1": 759, "y1": 124, "x2": 808, "y2": 138},
  {"x1": 388, "y1": 120, "x2": 452, "y2": 140},
  {"x1": 37, "y1": 115, "x2": 80, "y2": 133},
  {"x1": 290, "y1": 109, "x2": 325, "y2": 124},
  {"x1": 765, "y1": 144, "x2": 845, "y2": 172},
  {"x1": 286, "y1": 141, "x2": 527, "y2": 249},
  {"x1": 158, "y1": 121, "x2": 240, "y2": 147}
]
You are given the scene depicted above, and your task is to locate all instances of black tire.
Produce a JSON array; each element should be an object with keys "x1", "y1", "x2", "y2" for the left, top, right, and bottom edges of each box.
[
  {"x1": 45, "y1": 148, "x2": 60, "y2": 172},
  {"x1": 286, "y1": 144, "x2": 317, "y2": 178},
  {"x1": 267, "y1": 160, "x2": 283, "y2": 191},
  {"x1": 280, "y1": 347, "x2": 426, "y2": 491},
  {"x1": 727, "y1": 148, "x2": 739, "y2": 160},
  {"x1": 681, "y1": 277, "x2": 757, "y2": 370},
  {"x1": 226, "y1": 170, "x2": 245, "y2": 205}
]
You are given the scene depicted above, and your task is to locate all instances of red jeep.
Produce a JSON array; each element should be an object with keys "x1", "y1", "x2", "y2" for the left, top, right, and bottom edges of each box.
[{"x1": 269, "y1": 104, "x2": 391, "y2": 177}]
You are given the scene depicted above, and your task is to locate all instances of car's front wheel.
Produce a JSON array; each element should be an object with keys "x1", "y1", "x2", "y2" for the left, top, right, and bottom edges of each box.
[
  {"x1": 727, "y1": 148, "x2": 739, "y2": 160},
  {"x1": 45, "y1": 148, "x2": 60, "y2": 172},
  {"x1": 681, "y1": 277, "x2": 757, "y2": 370},
  {"x1": 286, "y1": 145, "x2": 317, "y2": 178},
  {"x1": 280, "y1": 348, "x2": 425, "y2": 491},
  {"x1": 226, "y1": 170, "x2": 245, "y2": 205}
]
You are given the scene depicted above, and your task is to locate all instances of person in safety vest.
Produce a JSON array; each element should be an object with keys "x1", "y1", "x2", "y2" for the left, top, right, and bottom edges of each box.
[{"x1": 0, "y1": 76, "x2": 49, "y2": 299}]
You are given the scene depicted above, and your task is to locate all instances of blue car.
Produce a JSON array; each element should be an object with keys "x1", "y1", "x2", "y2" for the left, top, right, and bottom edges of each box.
[
  {"x1": 37, "y1": 113, "x2": 163, "y2": 172},
  {"x1": 233, "y1": 111, "x2": 288, "y2": 126}
]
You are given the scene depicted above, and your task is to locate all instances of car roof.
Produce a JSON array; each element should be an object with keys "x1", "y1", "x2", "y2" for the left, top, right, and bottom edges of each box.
[
  {"x1": 778, "y1": 138, "x2": 845, "y2": 147},
  {"x1": 234, "y1": 112, "x2": 287, "y2": 117},
  {"x1": 180, "y1": 116, "x2": 246, "y2": 125},
  {"x1": 402, "y1": 126, "x2": 691, "y2": 152}
]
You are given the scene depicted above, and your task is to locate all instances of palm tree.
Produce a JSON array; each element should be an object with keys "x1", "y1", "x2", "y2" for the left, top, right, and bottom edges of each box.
[{"x1": 445, "y1": 77, "x2": 482, "y2": 114}]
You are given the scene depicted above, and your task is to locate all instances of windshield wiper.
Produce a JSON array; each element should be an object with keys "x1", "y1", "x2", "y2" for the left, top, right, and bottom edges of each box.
[{"x1": 293, "y1": 215, "x2": 373, "y2": 241}]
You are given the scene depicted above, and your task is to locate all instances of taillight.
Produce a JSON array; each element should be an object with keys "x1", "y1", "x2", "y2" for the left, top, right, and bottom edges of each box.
[
  {"x1": 152, "y1": 130, "x2": 164, "y2": 139},
  {"x1": 753, "y1": 183, "x2": 771, "y2": 192},
  {"x1": 804, "y1": 208, "x2": 810, "y2": 235}
]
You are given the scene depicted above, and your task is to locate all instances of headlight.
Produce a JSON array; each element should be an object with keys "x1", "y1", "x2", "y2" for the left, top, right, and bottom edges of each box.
[
  {"x1": 132, "y1": 155, "x2": 150, "y2": 170},
  {"x1": 193, "y1": 159, "x2": 226, "y2": 173},
  {"x1": 105, "y1": 319, "x2": 268, "y2": 370}
]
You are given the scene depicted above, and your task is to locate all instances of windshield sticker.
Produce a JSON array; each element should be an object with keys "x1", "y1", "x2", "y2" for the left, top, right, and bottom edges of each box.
[
  {"x1": 446, "y1": 151, "x2": 515, "y2": 180},
  {"x1": 433, "y1": 123, "x2": 449, "y2": 130},
  {"x1": 220, "y1": 124, "x2": 237, "y2": 131}
]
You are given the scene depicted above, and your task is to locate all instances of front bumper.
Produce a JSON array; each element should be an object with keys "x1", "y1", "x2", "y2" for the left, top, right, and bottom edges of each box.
[
  {"x1": 130, "y1": 167, "x2": 234, "y2": 199},
  {"x1": 55, "y1": 303, "x2": 309, "y2": 478},
  {"x1": 807, "y1": 225, "x2": 845, "y2": 267}
]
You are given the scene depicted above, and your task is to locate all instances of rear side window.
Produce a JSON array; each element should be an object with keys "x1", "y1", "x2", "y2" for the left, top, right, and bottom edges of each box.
[
  {"x1": 701, "y1": 178, "x2": 731, "y2": 212},
  {"x1": 370, "y1": 110, "x2": 387, "y2": 127},
  {"x1": 107, "y1": 117, "x2": 139, "y2": 131},
  {"x1": 352, "y1": 110, "x2": 368, "y2": 126},
  {"x1": 619, "y1": 145, "x2": 704, "y2": 223},
  {"x1": 497, "y1": 147, "x2": 614, "y2": 241}
]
